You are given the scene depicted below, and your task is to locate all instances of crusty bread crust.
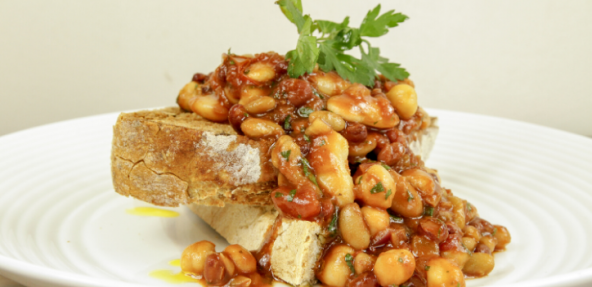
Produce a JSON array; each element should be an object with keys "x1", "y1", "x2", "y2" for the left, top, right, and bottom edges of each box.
[{"x1": 111, "y1": 107, "x2": 277, "y2": 207}]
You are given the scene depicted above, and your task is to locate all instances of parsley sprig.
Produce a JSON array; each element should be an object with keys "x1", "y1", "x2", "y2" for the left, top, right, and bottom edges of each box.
[{"x1": 276, "y1": 0, "x2": 410, "y2": 87}]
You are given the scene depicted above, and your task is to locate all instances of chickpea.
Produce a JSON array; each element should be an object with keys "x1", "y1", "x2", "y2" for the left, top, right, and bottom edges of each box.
[
  {"x1": 317, "y1": 244, "x2": 356, "y2": 287},
  {"x1": 493, "y1": 225, "x2": 512, "y2": 250},
  {"x1": 245, "y1": 62, "x2": 276, "y2": 82},
  {"x1": 178, "y1": 81, "x2": 199, "y2": 111},
  {"x1": 373, "y1": 249, "x2": 415, "y2": 286},
  {"x1": 450, "y1": 196, "x2": 466, "y2": 228},
  {"x1": 191, "y1": 94, "x2": 229, "y2": 122},
  {"x1": 390, "y1": 171, "x2": 424, "y2": 218},
  {"x1": 411, "y1": 235, "x2": 439, "y2": 258},
  {"x1": 309, "y1": 111, "x2": 346, "y2": 132},
  {"x1": 354, "y1": 164, "x2": 396, "y2": 209},
  {"x1": 180, "y1": 240, "x2": 216, "y2": 275},
  {"x1": 386, "y1": 84, "x2": 418, "y2": 120},
  {"x1": 203, "y1": 253, "x2": 235, "y2": 285},
  {"x1": 360, "y1": 206, "x2": 390, "y2": 237},
  {"x1": 223, "y1": 245, "x2": 257, "y2": 274},
  {"x1": 307, "y1": 120, "x2": 354, "y2": 207},
  {"x1": 339, "y1": 203, "x2": 371, "y2": 250},
  {"x1": 463, "y1": 253, "x2": 495, "y2": 277},
  {"x1": 310, "y1": 71, "x2": 350, "y2": 96},
  {"x1": 240, "y1": 118, "x2": 285, "y2": 140},
  {"x1": 348, "y1": 133, "x2": 379, "y2": 157},
  {"x1": 425, "y1": 257, "x2": 465, "y2": 287},
  {"x1": 354, "y1": 252, "x2": 376, "y2": 274}
]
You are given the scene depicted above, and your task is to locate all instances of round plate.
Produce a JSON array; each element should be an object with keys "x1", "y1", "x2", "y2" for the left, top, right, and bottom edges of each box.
[{"x1": 0, "y1": 109, "x2": 591, "y2": 287}]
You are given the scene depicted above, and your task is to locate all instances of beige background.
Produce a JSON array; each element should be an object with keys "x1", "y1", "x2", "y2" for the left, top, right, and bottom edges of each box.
[{"x1": 0, "y1": 0, "x2": 591, "y2": 138}]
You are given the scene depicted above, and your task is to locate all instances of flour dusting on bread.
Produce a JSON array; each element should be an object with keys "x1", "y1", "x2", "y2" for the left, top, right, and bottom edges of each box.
[{"x1": 198, "y1": 132, "x2": 261, "y2": 185}]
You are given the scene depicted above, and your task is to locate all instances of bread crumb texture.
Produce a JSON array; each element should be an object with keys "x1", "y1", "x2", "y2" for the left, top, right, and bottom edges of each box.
[{"x1": 111, "y1": 107, "x2": 277, "y2": 207}]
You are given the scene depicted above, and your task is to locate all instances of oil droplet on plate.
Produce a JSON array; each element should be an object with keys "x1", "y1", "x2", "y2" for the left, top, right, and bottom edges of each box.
[
  {"x1": 149, "y1": 270, "x2": 202, "y2": 284},
  {"x1": 169, "y1": 259, "x2": 181, "y2": 267},
  {"x1": 126, "y1": 207, "x2": 179, "y2": 217}
]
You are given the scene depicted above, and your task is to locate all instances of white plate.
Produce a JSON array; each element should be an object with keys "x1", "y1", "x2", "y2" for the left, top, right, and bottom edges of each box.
[{"x1": 0, "y1": 109, "x2": 591, "y2": 287}]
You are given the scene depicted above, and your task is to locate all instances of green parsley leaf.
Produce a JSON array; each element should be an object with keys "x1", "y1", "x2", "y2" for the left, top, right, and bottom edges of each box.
[
  {"x1": 359, "y1": 4, "x2": 408, "y2": 37},
  {"x1": 298, "y1": 106, "x2": 314, "y2": 117},
  {"x1": 425, "y1": 265, "x2": 431, "y2": 271},
  {"x1": 398, "y1": 257, "x2": 404, "y2": 263},
  {"x1": 328, "y1": 212, "x2": 338, "y2": 236},
  {"x1": 381, "y1": 163, "x2": 391, "y2": 170},
  {"x1": 389, "y1": 211, "x2": 403, "y2": 223},
  {"x1": 276, "y1": 0, "x2": 305, "y2": 32},
  {"x1": 281, "y1": 150, "x2": 292, "y2": 161},
  {"x1": 285, "y1": 17, "x2": 319, "y2": 78},
  {"x1": 406, "y1": 189, "x2": 414, "y2": 202},
  {"x1": 287, "y1": 189, "x2": 297, "y2": 202},
  {"x1": 275, "y1": 192, "x2": 283, "y2": 198},
  {"x1": 425, "y1": 206, "x2": 434, "y2": 217},
  {"x1": 284, "y1": 115, "x2": 292, "y2": 130},
  {"x1": 301, "y1": 158, "x2": 319, "y2": 187},
  {"x1": 357, "y1": 175, "x2": 363, "y2": 184},
  {"x1": 385, "y1": 189, "x2": 392, "y2": 200},
  {"x1": 303, "y1": 134, "x2": 311, "y2": 142},
  {"x1": 316, "y1": 17, "x2": 349, "y2": 34},
  {"x1": 244, "y1": 112, "x2": 249, "y2": 118},
  {"x1": 370, "y1": 182, "x2": 385, "y2": 194},
  {"x1": 493, "y1": 227, "x2": 498, "y2": 237},
  {"x1": 345, "y1": 253, "x2": 355, "y2": 274}
]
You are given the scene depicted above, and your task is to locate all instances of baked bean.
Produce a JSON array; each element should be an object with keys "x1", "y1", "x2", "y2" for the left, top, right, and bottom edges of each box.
[
  {"x1": 390, "y1": 225, "x2": 410, "y2": 249},
  {"x1": 353, "y1": 252, "x2": 376, "y2": 274},
  {"x1": 277, "y1": 78, "x2": 314, "y2": 107},
  {"x1": 373, "y1": 249, "x2": 415, "y2": 286},
  {"x1": 224, "y1": 84, "x2": 241, "y2": 104},
  {"x1": 386, "y1": 84, "x2": 418, "y2": 120},
  {"x1": 228, "y1": 104, "x2": 249, "y2": 134},
  {"x1": 307, "y1": 119, "x2": 354, "y2": 206},
  {"x1": 360, "y1": 206, "x2": 390, "y2": 237},
  {"x1": 178, "y1": 81, "x2": 200, "y2": 111},
  {"x1": 493, "y1": 225, "x2": 512, "y2": 250},
  {"x1": 223, "y1": 245, "x2": 257, "y2": 274},
  {"x1": 181, "y1": 240, "x2": 216, "y2": 275},
  {"x1": 348, "y1": 133, "x2": 379, "y2": 157},
  {"x1": 271, "y1": 186, "x2": 321, "y2": 220},
  {"x1": 411, "y1": 235, "x2": 439, "y2": 257},
  {"x1": 245, "y1": 62, "x2": 276, "y2": 82},
  {"x1": 339, "y1": 203, "x2": 371, "y2": 250},
  {"x1": 401, "y1": 168, "x2": 435, "y2": 197},
  {"x1": 462, "y1": 237, "x2": 477, "y2": 252},
  {"x1": 327, "y1": 84, "x2": 399, "y2": 128},
  {"x1": 203, "y1": 253, "x2": 234, "y2": 285},
  {"x1": 271, "y1": 136, "x2": 319, "y2": 194},
  {"x1": 469, "y1": 217, "x2": 495, "y2": 235},
  {"x1": 340, "y1": 122, "x2": 368, "y2": 143},
  {"x1": 227, "y1": 276, "x2": 252, "y2": 287},
  {"x1": 479, "y1": 235, "x2": 498, "y2": 252},
  {"x1": 317, "y1": 244, "x2": 356, "y2": 287},
  {"x1": 441, "y1": 250, "x2": 471, "y2": 270},
  {"x1": 240, "y1": 118, "x2": 285, "y2": 140},
  {"x1": 346, "y1": 272, "x2": 378, "y2": 287},
  {"x1": 417, "y1": 217, "x2": 448, "y2": 244},
  {"x1": 462, "y1": 225, "x2": 482, "y2": 243},
  {"x1": 449, "y1": 196, "x2": 466, "y2": 228},
  {"x1": 191, "y1": 94, "x2": 229, "y2": 122},
  {"x1": 310, "y1": 71, "x2": 350, "y2": 96},
  {"x1": 389, "y1": 171, "x2": 423, "y2": 218},
  {"x1": 309, "y1": 111, "x2": 346, "y2": 132},
  {"x1": 245, "y1": 96, "x2": 276, "y2": 114},
  {"x1": 474, "y1": 243, "x2": 492, "y2": 254},
  {"x1": 377, "y1": 142, "x2": 406, "y2": 166},
  {"x1": 439, "y1": 231, "x2": 470, "y2": 269},
  {"x1": 465, "y1": 202, "x2": 479, "y2": 222},
  {"x1": 425, "y1": 257, "x2": 465, "y2": 287},
  {"x1": 192, "y1": 72, "x2": 208, "y2": 83},
  {"x1": 463, "y1": 252, "x2": 495, "y2": 277},
  {"x1": 354, "y1": 164, "x2": 396, "y2": 209}
]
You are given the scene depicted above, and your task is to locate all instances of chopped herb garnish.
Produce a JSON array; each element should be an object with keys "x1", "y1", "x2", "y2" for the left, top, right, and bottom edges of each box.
[
  {"x1": 370, "y1": 182, "x2": 385, "y2": 194},
  {"x1": 298, "y1": 106, "x2": 314, "y2": 117},
  {"x1": 277, "y1": 1, "x2": 409, "y2": 86},
  {"x1": 357, "y1": 176, "x2": 363, "y2": 184},
  {"x1": 373, "y1": 121, "x2": 378, "y2": 125},
  {"x1": 345, "y1": 253, "x2": 355, "y2": 274},
  {"x1": 303, "y1": 134, "x2": 311, "y2": 142},
  {"x1": 281, "y1": 150, "x2": 292, "y2": 161},
  {"x1": 298, "y1": 214, "x2": 302, "y2": 219},
  {"x1": 320, "y1": 139, "x2": 326, "y2": 146},
  {"x1": 301, "y1": 158, "x2": 319, "y2": 186},
  {"x1": 493, "y1": 227, "x2": 498, "y2": 236},
  {"x1": 425, "y1": 265, "x2": 431, "y2": 271},
  {"x1": 284, "y1": 115, "x2": 292, "y2": 130},
  {"x1": 381, "y1": 163, "x2": 391, "y2": 170},
  {"x1": 385, "y1": 189, "x2": 392, "y2": 200},
  {"x1": 389, "y1": 211, "x2": 403, "y2": 223},
  {"x1": 406, "y1": 189, "x2": 414, "y2": 202},
  {"x1": 229, "y1": 60, "x2": 235, "y2": 65},
  {"x1": 425, "y1": 206, "x2": 434, "y2": 217},
  {"x1": 287, "y1": 189, "x2": 297, "y2": 202},
  {"x1": 398, "y1": 257, "x2": 403, "y2": 263},
  {"x1": 300, "y1": 126, "x2": 306, "y2": 133},
  {"x1": 313, "y1": 90, "x2": 324, "y2": 99},
  {"x1": 244, "y1": 69, "x2": 250, "y2": 74},
  {"x1": 275, "y1": 192, "x2": 283, "y2": 198},
  {"x1": 244, "y1": 112, "x2": 249, "y2": 118},
  {"x1": 467, "y1": 203, "x2": 472, "y2": 212},
  {"x1": 328, "y1": 212, "x2": 338, "y2": 236}
]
